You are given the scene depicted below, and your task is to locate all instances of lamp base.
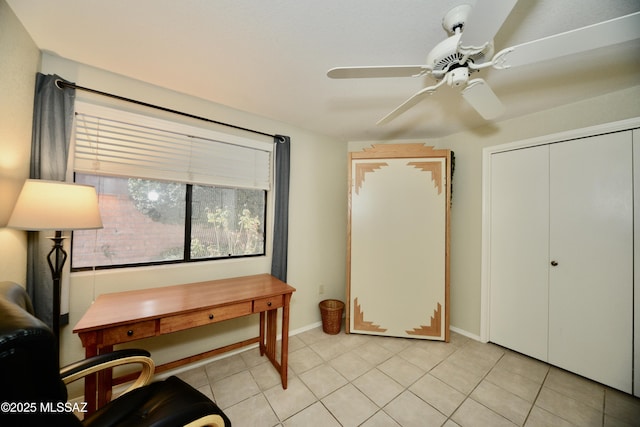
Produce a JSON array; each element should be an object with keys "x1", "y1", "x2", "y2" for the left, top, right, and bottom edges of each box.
[{"x1": 47, "y1": 230, "x2": 68, "y2": 337}]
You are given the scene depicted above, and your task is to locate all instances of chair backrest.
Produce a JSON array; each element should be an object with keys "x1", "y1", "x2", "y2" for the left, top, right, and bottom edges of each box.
[{"x1": 0, "y1": 281, "x2": 79, "y2": 425}]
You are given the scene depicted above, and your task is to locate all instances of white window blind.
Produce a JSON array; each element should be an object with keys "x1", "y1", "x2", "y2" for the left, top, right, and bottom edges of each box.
[{"x1": 73, "y1": 103, "x2": 272, "y2": 190}]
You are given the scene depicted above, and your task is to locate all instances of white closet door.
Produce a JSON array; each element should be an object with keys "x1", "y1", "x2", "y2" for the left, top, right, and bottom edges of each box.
[
  {"x1": 549, "y1": 132, "x2": 633, "y2": 393},
  {"x1": 489, "y1": 145, "x2": 550, "y2": 361}
]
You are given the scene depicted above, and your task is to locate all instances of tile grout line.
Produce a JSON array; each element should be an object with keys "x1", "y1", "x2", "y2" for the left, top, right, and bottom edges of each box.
[
  {"x1": 444, "y1": 345, "x2": 520, "y2": 426},
  {"x1": 522, "y1": 366, "x2": 550, "y2": 427}
]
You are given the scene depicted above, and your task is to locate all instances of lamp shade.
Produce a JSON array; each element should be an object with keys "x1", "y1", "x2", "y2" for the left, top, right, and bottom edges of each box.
[{"x1": 7, "y1": 179, "x2": 103, "y2": 231}]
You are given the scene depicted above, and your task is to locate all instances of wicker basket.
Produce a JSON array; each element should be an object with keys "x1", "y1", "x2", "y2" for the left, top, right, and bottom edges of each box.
[{"x1": 319, "y1": 299, "x2": 344, "y2": 335}]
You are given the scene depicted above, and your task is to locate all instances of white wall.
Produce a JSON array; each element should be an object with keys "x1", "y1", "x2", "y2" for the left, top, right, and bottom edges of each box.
[
  {"x1": 0, "y1": 0, "x2": 40, "y2": 283},
  {"x1": 350, "y1": 85, "x2": 640, "y2": 337},
  {"x1": 37, "y1": 54, "x2": 347, "y2": 396}
]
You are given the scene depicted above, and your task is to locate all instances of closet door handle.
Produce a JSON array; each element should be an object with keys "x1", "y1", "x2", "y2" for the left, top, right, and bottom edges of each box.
[{"x1": 550, "y1": 260, "x2": 558, "y2": 266}]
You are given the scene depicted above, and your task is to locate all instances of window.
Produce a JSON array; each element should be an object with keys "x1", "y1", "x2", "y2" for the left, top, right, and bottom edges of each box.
[
  {"x1": 72, "y1": 174, "x2": 266, "y2": 269},
  {"x1": 70, "y1": 103, "x2": 272, "y2": 270},
  {"x1": 190, "y1": 184, "x2": 266, "y2": 259}
]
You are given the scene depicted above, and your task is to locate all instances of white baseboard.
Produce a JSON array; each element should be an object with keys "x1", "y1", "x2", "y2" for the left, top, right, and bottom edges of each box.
[{"x1": 449, "y1": 325, "x2": 481, "y2": 342}]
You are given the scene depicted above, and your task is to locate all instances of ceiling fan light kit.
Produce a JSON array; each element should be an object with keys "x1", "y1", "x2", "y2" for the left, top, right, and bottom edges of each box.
[
  {"x1": 327, "y1": 1, "x2": 640, "y2": 126},
  {"x1": 447, "y1": 67, "x2": 469, "y2": 87}
]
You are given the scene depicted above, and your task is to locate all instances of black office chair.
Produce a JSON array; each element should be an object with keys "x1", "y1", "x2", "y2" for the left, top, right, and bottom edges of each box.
[{"x1": 0, "y1": 281, "x2": 231, "y2": 427}]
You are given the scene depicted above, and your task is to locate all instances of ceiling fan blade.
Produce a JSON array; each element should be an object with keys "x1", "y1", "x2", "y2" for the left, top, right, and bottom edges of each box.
[
  {"x1": 377, "y1": 80, "x2": 447, "y2": 125},
  {"x1": 327, "y1": 65, "x2": 430, "y2": 79},
  {"x1": 461, "y1": 78, "x2": 505, "y2": 120},
  {"x1": 459, "y1": 0, "x2": 518, "y2": 51},
  {"x1": 492, "y1": 11, "x2": 640, "y2": 69}
]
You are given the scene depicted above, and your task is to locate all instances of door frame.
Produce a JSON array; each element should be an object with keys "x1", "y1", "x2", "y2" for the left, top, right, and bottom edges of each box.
[{"x1": 480, "y1": 117, "x2": 640, "y2": 343}]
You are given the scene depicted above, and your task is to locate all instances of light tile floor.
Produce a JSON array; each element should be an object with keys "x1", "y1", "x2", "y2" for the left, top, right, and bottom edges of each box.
[{"x1": 176, "y1": 326, "x2": 640, "y2": 427}]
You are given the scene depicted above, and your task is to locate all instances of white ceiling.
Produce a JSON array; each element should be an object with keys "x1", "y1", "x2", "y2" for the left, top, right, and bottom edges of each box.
[{"x1": 7, "y1": 0, "x2": 640, "y2": 141}]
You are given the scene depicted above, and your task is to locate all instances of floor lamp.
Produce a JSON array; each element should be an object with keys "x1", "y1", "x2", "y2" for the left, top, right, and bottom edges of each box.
[{"x1": 7, "y1": 179, "x2": 103, "y2": 338}]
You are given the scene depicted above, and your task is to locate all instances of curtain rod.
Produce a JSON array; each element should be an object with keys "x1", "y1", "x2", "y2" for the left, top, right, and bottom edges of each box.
[{"x1": 55, "y1": 80, "x2": 283, "y2": 142}]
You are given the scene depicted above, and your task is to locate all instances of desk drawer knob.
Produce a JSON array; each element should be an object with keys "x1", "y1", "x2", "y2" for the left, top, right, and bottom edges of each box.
[
  {"x1": 127, "y1": 330, "x2": 134, "y2": 337},
  {"x1": 267, "y1": 301, "x2": 272, "y2": 307},
  {"x1": 209, "y1": 314, "x2": 214, "y2": 320}
]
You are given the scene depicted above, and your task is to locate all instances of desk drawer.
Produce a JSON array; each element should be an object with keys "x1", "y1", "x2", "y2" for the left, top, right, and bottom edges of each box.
[
  {"x1": 253, "y1": 295, "x2": 284, "y2": 313},
  {"x1": 102, "y1": 320, "x2": 157, "y2": 345},
  {"x1": 159, "y1": 301, "x2": 252, "y2": 334}
]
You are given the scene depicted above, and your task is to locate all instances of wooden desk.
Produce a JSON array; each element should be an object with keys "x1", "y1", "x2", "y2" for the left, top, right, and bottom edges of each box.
[{"x1": 73, "y1": 274, "x2": 295, "y2": 414}]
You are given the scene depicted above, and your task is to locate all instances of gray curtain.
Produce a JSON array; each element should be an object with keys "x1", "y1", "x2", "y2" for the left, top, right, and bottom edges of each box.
[
  {"x1": 27, "y1": 73, "x2": 75, "y2": 328},
  {"x1": 270, "y1": 135, "x2": 290, "y2": 282}
]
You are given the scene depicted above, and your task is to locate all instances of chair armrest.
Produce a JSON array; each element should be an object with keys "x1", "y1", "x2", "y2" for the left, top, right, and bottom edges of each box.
[
  {"x1": 184, "y1": 414, "x2": 228, "y2": 427},
  {"x1": 60, "y1": 349, "x2": 155, "y2": 396}
]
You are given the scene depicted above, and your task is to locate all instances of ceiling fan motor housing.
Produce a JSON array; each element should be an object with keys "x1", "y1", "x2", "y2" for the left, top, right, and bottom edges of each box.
[
  {"x1": 426, "y1": 4, "x2": 496, "y2": 80},
  {"x1": 426, "y1": 33, "x2": 493, "y2": 79}
]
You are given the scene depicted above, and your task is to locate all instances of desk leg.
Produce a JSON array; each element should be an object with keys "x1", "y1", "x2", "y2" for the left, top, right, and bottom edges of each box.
[
  {"x1": 262, "y1": 308, "x2": 288, "y2": 388},
  {"x1": 266, "y1": 309, "x2": 277, "y2": 360},
  {"x1": 259, "y1": 312, "x2": 266, "y2": 356},
  {"x1": 97, "y1": 345, "x2": 114, "y2": 409},
  {"x1": 280, "y1": 293, "x2": 291, "y2": 389},
  {"x1": 81, "y1": 344, "x2": 113, "y2": 416},
  {"x1": 84, "y1": 345, "x2": 98, "y2": 415}
]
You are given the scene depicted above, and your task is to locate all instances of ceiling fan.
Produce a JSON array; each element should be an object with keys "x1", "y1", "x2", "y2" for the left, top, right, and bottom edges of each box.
[{"x1": 327, "y1": 1, "x2": 640, "y2": 125}]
